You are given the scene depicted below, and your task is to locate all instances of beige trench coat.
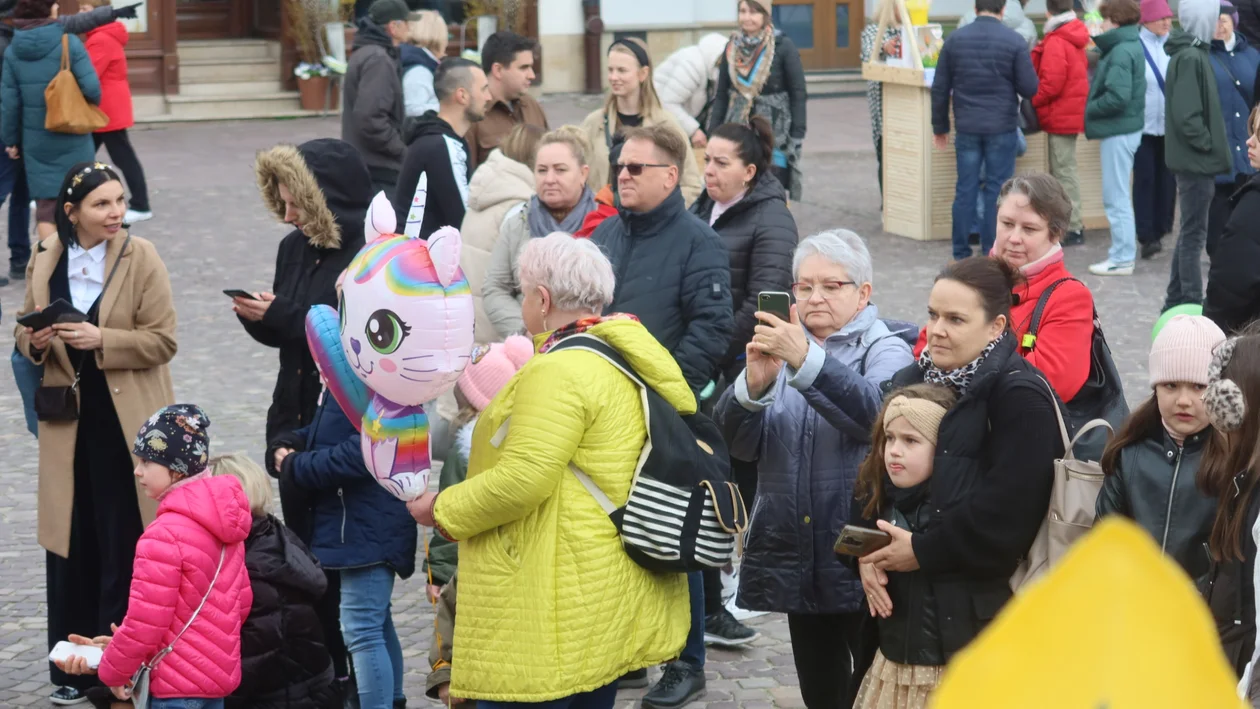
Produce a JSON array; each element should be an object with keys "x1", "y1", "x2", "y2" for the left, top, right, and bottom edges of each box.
[{"x1": 14, "y1": 234, "x2": 177, "y2": 558}]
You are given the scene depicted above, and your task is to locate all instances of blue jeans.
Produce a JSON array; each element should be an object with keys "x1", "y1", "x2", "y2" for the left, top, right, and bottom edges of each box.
[
  {"x1": 1099, "y1": 131, "x2": 1141, "y2": 265},
  {"x1": 149, "y1": 699, "x2": 225, "y2": 709},
  {"x1": 481, "y1": 682, "x2": 618, "y2": 709},
  {"x1": 952, "y1": 131, "x2": 1018, "y2": 260},
  {"x1": 0, "y1": 148, "x2": 29, "y2": 267},
  {"x1": 11, "y1": 347, "x2": 39, "y2": 436},
  {"x1": 341, "y1": 564, "x2": 404, "y2": 709},
  {"x1": 681, "y1": 570, "x2": 705, "y2": 670}
]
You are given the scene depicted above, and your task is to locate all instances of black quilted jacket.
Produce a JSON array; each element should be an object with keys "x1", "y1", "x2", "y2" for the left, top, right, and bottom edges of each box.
[{"x1": 691, "y1": 175, "x2": 798, "y2": 377}]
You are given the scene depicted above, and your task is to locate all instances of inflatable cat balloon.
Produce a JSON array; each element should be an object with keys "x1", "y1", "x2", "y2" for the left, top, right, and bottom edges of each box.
[{"x1": 305, "y1": 192, "x2": 475, "y2": 501}]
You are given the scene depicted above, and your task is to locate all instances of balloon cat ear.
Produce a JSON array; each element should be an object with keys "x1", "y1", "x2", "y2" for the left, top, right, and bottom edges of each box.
[
  {"x1": 365, "y1": 192, "x2": 397, "y2": 242},
  {"x1": 427, "y1": 225, "x2": 463, "y2": 288}
]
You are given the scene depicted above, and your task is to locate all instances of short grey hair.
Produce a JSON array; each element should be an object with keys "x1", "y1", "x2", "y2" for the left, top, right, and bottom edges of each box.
[
  {"x1": 792, "y1": 229, "x2": 874, "y2": 286},
  {"x1": 517, "y1": 232, "x2": 615, "y2": 312}
]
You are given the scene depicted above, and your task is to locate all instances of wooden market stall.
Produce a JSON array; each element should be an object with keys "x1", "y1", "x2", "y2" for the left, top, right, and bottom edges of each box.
[{"x1": 862, "y1": 0, "x2": 1110, "y2": 241}]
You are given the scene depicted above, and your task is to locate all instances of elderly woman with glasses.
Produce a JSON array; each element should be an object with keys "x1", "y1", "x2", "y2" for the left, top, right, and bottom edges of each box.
[{"x1": 715, "y1": 229, "x2": 914, "y2": 709}]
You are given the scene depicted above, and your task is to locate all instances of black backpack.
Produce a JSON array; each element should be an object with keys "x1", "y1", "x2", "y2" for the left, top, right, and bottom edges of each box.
[
  {"x1": 549, "y1": 334, "x2": 749, "y2": 573},
  {"x1": 1023, "y1": 278, "x2": 1128, "y2": 462}
]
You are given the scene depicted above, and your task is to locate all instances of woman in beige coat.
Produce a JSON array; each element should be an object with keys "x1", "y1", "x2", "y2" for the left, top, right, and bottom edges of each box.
[
  {"x1": 14, "y1": 162, "x2": 175, "y2": 707},
  {"x1": 460, "y1": 124, "x2": 543, "y2": 343},
  {"x1": 580, "y1": 38, "x2": 703, "y2": 205}
]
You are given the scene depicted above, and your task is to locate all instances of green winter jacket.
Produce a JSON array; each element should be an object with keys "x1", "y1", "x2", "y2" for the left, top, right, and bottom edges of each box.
[
  {"x1": 1084, "y1": 24, "x2": 1147, "y2": 139},
  {"x1": 1164, "y1": 29, "x2": 1231, "y2": 176},
  {"x1": 423, "y1": 421, "x2": 470, "y2": 586}
]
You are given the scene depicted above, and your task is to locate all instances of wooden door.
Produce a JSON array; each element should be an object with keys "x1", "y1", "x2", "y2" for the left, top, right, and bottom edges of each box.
[
  {"x1": 177, "y1": 0, "x2": 248, "y2": 39},
  {"x1": 771, "y1": 0, "x2": 862, "y2": 69}
]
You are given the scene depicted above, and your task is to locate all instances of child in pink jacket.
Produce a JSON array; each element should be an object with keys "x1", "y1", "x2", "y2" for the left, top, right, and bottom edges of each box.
[{"x1": 62, "y1": 404, "x2": 253, "y2": 708}]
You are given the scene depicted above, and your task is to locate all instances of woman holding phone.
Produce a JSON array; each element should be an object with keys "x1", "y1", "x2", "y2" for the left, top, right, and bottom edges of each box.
[
  {"x1": 240, "y1": 139, "x2": 373, "y2": 696},
  {"x1": 14, "y1": 161, "x2": 176, "y2": 707},
  {"x1": 715, "y1": 229, "x2": 913, "y2": 709}
]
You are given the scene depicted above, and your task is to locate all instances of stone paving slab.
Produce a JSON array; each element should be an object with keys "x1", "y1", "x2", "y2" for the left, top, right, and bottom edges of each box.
[{"x1": 0, "y1": 95, "x2": 1190, "y2": 706}]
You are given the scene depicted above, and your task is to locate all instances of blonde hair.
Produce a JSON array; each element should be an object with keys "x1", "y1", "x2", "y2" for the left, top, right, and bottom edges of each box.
[
  {"x1": 500, "y1": 123, "x2": 546, "y2": 167},
  {"x1": 209, "y1": 453, "x2": 274, "y2": 517},
  {"x1": 408, "y1": 10, "x2": 448, "y2": 55},
  {"x1": 538, "y1": 125, "x2": 591, "y2": 168},
  {"x1": 605, "y1": 38, "x2": 664, "y2": 131}
]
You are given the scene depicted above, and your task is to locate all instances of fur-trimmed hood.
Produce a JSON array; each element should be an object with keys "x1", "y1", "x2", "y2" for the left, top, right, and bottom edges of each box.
[{"x1": 255, "y1": 138, "x2": 374, "y2": 250}]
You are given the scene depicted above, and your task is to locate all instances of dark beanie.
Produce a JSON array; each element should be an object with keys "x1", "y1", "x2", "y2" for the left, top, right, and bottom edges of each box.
[{"x1": 133, "y1": 404, "x2": 212, "y2": 479}]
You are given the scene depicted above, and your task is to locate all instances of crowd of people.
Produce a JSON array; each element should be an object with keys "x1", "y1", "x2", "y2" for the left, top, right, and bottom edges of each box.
[{"x1": 15, "y1": 0, "x2": 1260, "y2": 708}]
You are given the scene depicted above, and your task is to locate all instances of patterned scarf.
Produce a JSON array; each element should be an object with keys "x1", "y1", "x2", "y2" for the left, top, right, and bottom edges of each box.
[
  {"x1": 725, "y1": 25, "x2": 776, "y2": 122},
  {"x1": 538, "y1": 313, "x2": 641, "y2": 354},
  {"x1": 917, "y1": 332, "x2": 1007, "y2": 394}
]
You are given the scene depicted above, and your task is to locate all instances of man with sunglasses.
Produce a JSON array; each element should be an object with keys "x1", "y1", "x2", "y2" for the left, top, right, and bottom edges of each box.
[{"x1": 592, "y1": 124, "x2": 733, "y2": 709}]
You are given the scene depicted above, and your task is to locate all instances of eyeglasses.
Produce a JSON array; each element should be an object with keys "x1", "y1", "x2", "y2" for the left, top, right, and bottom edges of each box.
[
  {"x1": 791, "y1": 281, "x2": 857, "y2": 299},
  {"x1": 615, "y1": 163, "x2": 671, "y2": 177}
]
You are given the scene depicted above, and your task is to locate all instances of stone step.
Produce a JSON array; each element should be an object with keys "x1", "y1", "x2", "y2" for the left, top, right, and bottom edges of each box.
[
  {"x1": 177, "y1": 38, "x2": 279, "y2": 62},
  {"x1": 180, "y1": 57, "x2": 281, "y2": 84},
  {"x1": 163, "y1": 91, "x2": 304, "y2": 121},
  {"x1": 179, "y1": 79, "x2": 286, "y2": 97},
  {"x1": 805, "y1": 69, "x2": 866, "y2": 98}
]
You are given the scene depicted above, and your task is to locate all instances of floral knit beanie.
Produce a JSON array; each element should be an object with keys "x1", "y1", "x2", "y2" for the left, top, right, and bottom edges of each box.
[{"x1": 133, "y1": 404, "x2": 212, "y2": 479}]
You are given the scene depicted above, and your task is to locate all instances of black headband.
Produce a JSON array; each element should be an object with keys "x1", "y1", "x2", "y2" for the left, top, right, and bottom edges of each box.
[{"x1": 610, "y1": 38, "x2": 651, "y2": 68}]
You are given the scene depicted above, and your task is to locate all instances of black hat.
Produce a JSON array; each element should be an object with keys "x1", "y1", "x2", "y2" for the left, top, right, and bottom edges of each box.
[{"x1": 369, "y1": 0, "x2": 410, "y2": 25}]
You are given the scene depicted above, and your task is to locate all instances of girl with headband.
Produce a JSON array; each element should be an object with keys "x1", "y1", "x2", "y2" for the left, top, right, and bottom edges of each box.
[
  {"x1": 578, "y1": 37, "x2": 704, "y2": 204},
  {"x1": 849, "y1": 383, "x2": 957, "y2": 708}
]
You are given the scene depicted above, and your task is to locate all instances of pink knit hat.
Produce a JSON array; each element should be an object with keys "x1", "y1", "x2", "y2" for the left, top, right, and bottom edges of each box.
[
  {"x1": 1149, "y1": 315, "x2": 1226, "y2": 387},
  {"x1": 1140, "y1": 0, "x2": 1173, "y2": 22},
  {"x1": 457, "y1": 335, "x2": 535, "y2": 411}
]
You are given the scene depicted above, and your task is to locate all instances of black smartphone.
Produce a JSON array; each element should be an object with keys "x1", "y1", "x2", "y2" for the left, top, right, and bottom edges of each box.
[
  {"x1": 223, "y1": 289, "x2": 259, "y2": 301},
  {"x1": 834, "y1": 525, "x2": 892, "y2": 557},
  {"x1": 16, "y1": 299, "x2": 88, "y2": 330},
  {"x1": 757, "y1": 291, "x2": 792, "y2": 323}
]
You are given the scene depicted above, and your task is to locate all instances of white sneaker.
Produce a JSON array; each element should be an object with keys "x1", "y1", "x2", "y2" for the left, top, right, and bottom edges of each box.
[
  {"x1": 124, "y1": 209, "x2": 153, "y2": 224},
  {"x1": 1088, "y1": 259, "x2": 1134, "y2": 276}
]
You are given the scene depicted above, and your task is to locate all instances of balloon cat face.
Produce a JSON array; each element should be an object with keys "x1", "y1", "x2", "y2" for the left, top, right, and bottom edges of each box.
[{"x1": 339, "y1": 225, "x2": 476, "y2": 407}]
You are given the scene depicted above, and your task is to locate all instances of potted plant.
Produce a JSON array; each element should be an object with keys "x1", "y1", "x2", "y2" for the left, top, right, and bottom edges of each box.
[{"x1": 286, "y1": 0, "x2": 342, "y2": 110}]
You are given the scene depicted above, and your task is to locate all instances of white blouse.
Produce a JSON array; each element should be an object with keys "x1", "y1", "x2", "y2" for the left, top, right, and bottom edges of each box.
[{"x1": 67, "y1": 242, "x2": 107, "y2": 313}]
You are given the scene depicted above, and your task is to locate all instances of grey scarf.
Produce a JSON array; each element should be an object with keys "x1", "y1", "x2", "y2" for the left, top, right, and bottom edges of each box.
[{"x1": 527, "y1": 189, "x2": 598, "y2": 238}]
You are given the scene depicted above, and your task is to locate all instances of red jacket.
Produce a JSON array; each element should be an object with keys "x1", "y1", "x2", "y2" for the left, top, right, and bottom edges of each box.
[
  {"x1": 1031, "y1": 19, "x2": 1090, "y2": 135},
  {"x1": 98, "y1": 476, "x2": 253, "y2": 699},
  {"x1": 575, "y1": 184, "x2": 616, "y2": 238},
  {"x1": 912, "y1": 255, "x2": 1095, "y2": 401},
  {"x1": 84, "y1": 22, "x2": 133, "y2": 132}
]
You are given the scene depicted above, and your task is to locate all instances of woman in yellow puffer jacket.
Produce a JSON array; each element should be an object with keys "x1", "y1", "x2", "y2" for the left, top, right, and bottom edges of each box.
[{"x1": 408, "y1": 232, "x2": 691, "y2": 706}]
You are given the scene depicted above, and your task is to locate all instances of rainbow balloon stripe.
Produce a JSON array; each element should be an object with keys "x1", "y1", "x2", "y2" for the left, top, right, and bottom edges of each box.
[
  {"x1": 349, "y1": 235, "x2": 471, "y2": 297},
  {"x1": 363, "y1": 398, "x2": 432, "y2": 475}
]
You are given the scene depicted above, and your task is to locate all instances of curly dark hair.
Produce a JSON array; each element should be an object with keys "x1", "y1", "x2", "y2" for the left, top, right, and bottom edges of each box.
[{"x1": 13, "y1": 0, "x2": 55, "y2": 19}]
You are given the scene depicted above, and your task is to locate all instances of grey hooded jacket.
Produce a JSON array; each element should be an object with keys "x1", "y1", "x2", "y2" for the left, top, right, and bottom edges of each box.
[{"x1": 716, "y1": 305, "x2": 914, "y2": 614}]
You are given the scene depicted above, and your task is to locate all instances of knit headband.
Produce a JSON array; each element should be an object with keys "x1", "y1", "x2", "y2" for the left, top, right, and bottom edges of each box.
[
  {"x1": 883, "y1": 396, "x2": 948, "y2": 445},
  {"x1": 610, "y1": 38, "x2": 651, "y2": 68}
]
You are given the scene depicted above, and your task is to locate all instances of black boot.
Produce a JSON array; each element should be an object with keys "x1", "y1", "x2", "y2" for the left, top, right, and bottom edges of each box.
[
  {"x1": 641, "y1": 662, "x2": 706, "y2": 709},
  {"x1": 619, "y1": 667, "x2": 650, "y2": 688}
]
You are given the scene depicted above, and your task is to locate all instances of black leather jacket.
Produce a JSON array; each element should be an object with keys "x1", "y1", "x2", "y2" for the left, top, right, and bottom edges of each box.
[
  {"x1": 1095, "y1": 426, "x2": 1216, "y2": 581},
  {"x1": 875, "y1": 484, "x2": 946, "y2": 666}
]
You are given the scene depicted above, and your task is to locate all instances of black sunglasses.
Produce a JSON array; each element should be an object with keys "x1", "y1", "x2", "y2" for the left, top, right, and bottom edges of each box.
[{"x1": 615, "y1": 163, "x2": 671, "y2": 176}]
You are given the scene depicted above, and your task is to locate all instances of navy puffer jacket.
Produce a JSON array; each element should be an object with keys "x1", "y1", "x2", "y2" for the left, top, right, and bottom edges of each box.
[
  {"x1": 715, "y1": 306, "x2": 914, "y2": 614},
  {"x1": 1210, "y1": 33, "x2": 1260, "y2": 183},
  {"x1": 930, "y1": 16, "x2": 1039, "y2": 136},
  {"x1": 271, "y1": 392, "x2": 418, "y2": 578}
]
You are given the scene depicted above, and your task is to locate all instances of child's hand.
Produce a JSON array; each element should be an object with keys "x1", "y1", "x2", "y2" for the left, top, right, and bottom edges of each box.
[
  {"x1": 274, "y1": 447, "x2": 294, "y2": 471},
  {"x1": 111, "y1": 686, "x2": 132, "y2": 701},
  {"x1": 437, "y1": 683, "x2": 465, "y2": 705},
  {"x1": 426, "y1": 584, "x2": 442, "y2": 604},
  {"x1": 408, "y1": 491, "x2": 438, "y2": 527},
  {"x1": 859, "y1": 562, "x2": 893, "y2": 618}
]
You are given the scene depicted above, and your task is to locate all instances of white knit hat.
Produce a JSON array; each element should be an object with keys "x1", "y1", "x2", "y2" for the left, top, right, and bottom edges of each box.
[{"x1": 1149, "y1": 315, "x2": 1226, "y2": 387}]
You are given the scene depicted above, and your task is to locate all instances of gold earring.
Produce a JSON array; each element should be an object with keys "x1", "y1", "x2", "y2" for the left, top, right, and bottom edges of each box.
[{"x1": 542, "y1": 309, "x2": 550, "y2": 332}]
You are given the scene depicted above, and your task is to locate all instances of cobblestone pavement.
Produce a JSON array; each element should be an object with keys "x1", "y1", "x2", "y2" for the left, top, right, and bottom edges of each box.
[{"x1": 0, "y1": 94, "x2": 1191, "y2": 707}]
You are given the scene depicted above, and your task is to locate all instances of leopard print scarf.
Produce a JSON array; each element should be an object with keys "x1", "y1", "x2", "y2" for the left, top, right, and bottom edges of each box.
[{"x1": 918, "y1": 332, "x2": 1007, "y2": 394}]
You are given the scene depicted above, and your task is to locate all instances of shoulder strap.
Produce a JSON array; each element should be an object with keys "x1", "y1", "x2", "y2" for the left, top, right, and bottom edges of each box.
[
  {"x1": 1210, "y1": 52, "x2": 1252, "y2": 105},
  {"x1": 60, "y1": 34, "x2": 69, "y2": 72},
  {"x1": 1141, "y1": 39, "x2": 1165, "y2": 92},
  {"x1": 72, "y1": 235, "x2": 132, "y2": 385},
  {"x1": 147, "y1": 545, "x2": 226, "y2": 672},
  {"x1": 1023, "y1": 277, "x2": 1076, "y2": 352},
  {"x1": 1035, "y1": 375, "x2": 1073, "y2": 457}
]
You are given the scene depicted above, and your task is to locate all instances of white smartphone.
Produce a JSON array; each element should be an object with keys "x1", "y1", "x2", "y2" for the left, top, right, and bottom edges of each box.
[{"x1": 48, "y1": 640, "x2": 103, "y2": 669}]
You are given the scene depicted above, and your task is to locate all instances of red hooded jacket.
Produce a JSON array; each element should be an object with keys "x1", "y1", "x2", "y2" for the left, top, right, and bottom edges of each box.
[
  {"x1": 913, "y1": 252, "x2": 1095, "y2": 402},
  {"x1": 1031, "y1": 18, "x2": 1091, "y2": 135},
  {"x1": 84, "y1": 21, "x2": 133, "y2": 132}
]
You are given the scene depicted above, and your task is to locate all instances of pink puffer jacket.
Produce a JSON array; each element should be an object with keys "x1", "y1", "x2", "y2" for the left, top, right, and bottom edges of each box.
[{"x1": 98, "y1": 475, "x2": 253, "y2": 698}]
